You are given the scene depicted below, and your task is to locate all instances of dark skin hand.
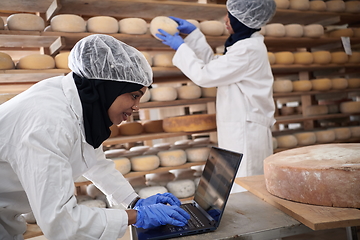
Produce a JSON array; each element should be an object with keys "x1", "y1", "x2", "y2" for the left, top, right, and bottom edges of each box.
[{"x1": 126, "y1": 209, "x2": 138, "y2": 225}]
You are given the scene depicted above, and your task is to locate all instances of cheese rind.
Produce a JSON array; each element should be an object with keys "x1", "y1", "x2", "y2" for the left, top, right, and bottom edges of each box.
[
  {"x1": 199, "y1": 20, "x2": 224, "y2": 36},
  {"x1": 303, "y1": 24, "x2": 324, "y2": 38},
  {"x1": 157, "y1": 149, "x2": 187, "y2": 167},
  {"x1": 162, "y1": 114, "x2": 216, "y2": 133},
  {"x1": 17, "y1": 54, "x2": 55, "y2": 70},
  {"x1": 0, "y1": 52, "x2": 15, "y2": 70},
  {"x1": 119, "y1": 18, "x2": 148, "y2": 34},
  {"x1": 166, "y1": 179, "x2": 196, "y2": 198},
  {"x1": 312, "y1": 51, "x2": 332, "y2": 65},
  {"x1": 130, "y1": 155, "x2": 160, "y2": 171},
  {"x1": 118, "y1": 121, "x2": 144, "y2": 136},
  {"x1": 87, "y1": 16, "x2": 119, "y2": 33},
  {"x1": 150, "y1": 86, "x2": 177, "y2": 101},
  {"x1": 7, "y1": 13, "x2": 45, "y2": 31},
  {"x1": 55, "y1": 51, "x2": 70, "y2": 69},
  {"x1": 292, "y1": 80, "x2": 312, "y2": 92},
  {"x1": 176, "y1": 85, "x2": 202, "y2": 100},
  {"x1": 150, "y1": 16, "x2": 178, "y2": 40},
  {"x1": 51, "y1": 14, "x2": 86, "y2": 32},
  {"x1": 273, "y1": 80, "x2": 293, "y2": 93}
]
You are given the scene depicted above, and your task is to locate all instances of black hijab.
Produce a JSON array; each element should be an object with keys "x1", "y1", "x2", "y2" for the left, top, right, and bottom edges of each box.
[
  {"x1": 224, "y1": 12, "x2": 260, "y2": 54},
  {"x1": 73, "y1": 73, "x2": 143, "y2": 149}
]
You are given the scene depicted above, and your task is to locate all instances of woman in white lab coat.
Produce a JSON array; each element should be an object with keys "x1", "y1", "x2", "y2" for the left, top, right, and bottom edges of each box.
[
  {"x1": 157, "y1": 0, "x2": 277, "y2": 192},
  {"x1": 0, "y1": 34, "x2": 189, "y2": 240}
]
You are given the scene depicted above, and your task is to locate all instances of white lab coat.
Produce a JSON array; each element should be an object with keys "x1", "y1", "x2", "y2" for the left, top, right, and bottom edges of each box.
[
  {"x1": 173, "y1": 29, "x2": 276, "y2": 192},
  {"x1": 0, "y1": 73, "x2": 138, "y2": 239}
]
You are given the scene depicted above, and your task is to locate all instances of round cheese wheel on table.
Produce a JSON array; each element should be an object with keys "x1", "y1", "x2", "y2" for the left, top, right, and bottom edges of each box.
[
  {"x1": 113, "y1": 157, "x2": 131, "y2": 175},
  {"x1": 130, "y1": 155, "x2": 160, "y2": 171},
  {"x1": 265, "y1": 23, "x2": 286, "y2": 37},
  {"x1": 284, "y1": 24, "x2": 304, "y2": 38},
  {"x1": 309, "y1": 1, "x2": 327, "y2": 11},
  {"x1": 138, "y1": 186, "x2": 168, "y2": 199},
  {"x1": 303, "y1": 24, "x2": 324, "y2": 38},
  {"x1": 311, "y1": 78, "x2": 332, "y2": 91},
  {"x1": 315, "y1": 130, "x2": 336, "y2": 143},
  {"x1": 17, "y1": 54, "x2": 55, "y2": 69},
  {"x1": 55, "y1": 51, "x2": 70, "y2": 69},
  {"x1": 331, "y1": 78, "x2": 348, "y2": 90},
  {"x1": 264, "y1": 144, "x2": 360, "y2": 208},
  {"x1": 292, "y1": 80, "x2": 312, "y2": 92},
  {"x1": 7, "y1": 13, "x2": 45, "y2": 31},
  {"x1": 150, "y1": 86, "x2": 177, "y2": 101},
  {"x1": 330, "y1": 51, "x2": 348, "y2": 64},
  {"x1": 199, "y1": 20, "x2": 224, "y2": 36},
  {"x1": 289, "y1": 0, "x2": 310, "y2": 10},
  {"x1": 87, "y1": 16, "x2": 119, "y2": 33},
  {"x1": 276, "y1": 135, "x2": 298, "y2": 148},
  {"x1": 312, "y1": 51, "x2": 332, "y2": 64},
  {"x1": 345, "y1": 1, "x2": 360, "y2": 13},
  {"x1": 51, "y1": 14, "x2": 86, "y2": 32},
  {"x1": 326, "y1": 0, "x2": 346, "y2": 12},
  {"x1": 142, "y1": 120, "x2": 164, "y2": 133},
  {"x1": 157, "y1": 149, "x2": 187, "y2": 167},
  {"x1": 340, "y1": 101, "x2": 360, "y2": 113},
  {"x1": 293, "y1": 52, "x2": 314, "y2": 65},
  {"x1": 162, "y1": 114, "x2": 216, "y2": 133},
  {"x1": 119, "y1": 18, "x2": 148, "y2": 34},
  {"x1": 176, "y1": 85, "x2": 201, "y2": 100},
  {"x1": 0, "y1": 52, "x2": 15, "y2": 70},
  {"x1": 347, "y1": 78, "x2": 360, "y2": 89},
  {"x1": 274, "y1": 52, "x2": 295, "y2": 65},
  {"x1": 293, "y1": 132, "x2": 316, "y2": 146},
  {"x1": 150, "y1": 16, "x2": 178, "y2": 40},
  {"x1": 166, "y1": 179, "x2": 196, "y2": 198},
  {"x1": 273, "y1": 80, "x2": 293, "y2": 93},
  {"x1": 275, "y1": 0, "x2": 290, "y2": 9},
  {"x1": 118, "y1": 121, "x2": 143, "y2": 136}
]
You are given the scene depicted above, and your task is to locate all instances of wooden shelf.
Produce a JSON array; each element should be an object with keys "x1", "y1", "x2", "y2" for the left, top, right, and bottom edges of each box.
[
  {"x1": 140, "y1": 97, "x2": 216, "y2": 109},
  {"x1": 276, "y1": 112, "x2": 360, "y2": 124},
  {"x1": 273, "y1": 88, "x2": 360, "y2": 99}
]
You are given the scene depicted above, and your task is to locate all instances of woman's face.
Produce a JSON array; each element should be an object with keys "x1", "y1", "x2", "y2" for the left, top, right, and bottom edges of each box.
[
  {"x1": 224, "y1": 14, "x2": 234, "y2": 35},
  {"x1": 108, "y1": 86, "x2": 147, "y2": 125}
]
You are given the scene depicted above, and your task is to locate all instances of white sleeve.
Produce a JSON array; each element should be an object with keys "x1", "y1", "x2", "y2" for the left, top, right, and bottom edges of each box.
[{"x1": 183, "y1": 28, "x2": 215, "y2": 64}]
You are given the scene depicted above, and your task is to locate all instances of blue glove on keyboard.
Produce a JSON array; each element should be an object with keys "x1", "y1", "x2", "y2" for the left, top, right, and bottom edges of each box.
[
  {"x1": 169, "y1": 16, "x2": 197, "y2": 34},
  {"x1": 135, "y1": 193, "x2": 181, "y2": 208},
  {"x1": 134, "y1": 204, "x2": 190, "y2": 229},
  {"x1": 156, "y1": 29, "x2": 184, "y2": 50}
]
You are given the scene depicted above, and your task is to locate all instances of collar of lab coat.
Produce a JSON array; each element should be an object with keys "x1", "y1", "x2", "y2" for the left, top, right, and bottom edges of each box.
[{"x1": 61, "y1": 72, "x2": 83, "y2": 123}]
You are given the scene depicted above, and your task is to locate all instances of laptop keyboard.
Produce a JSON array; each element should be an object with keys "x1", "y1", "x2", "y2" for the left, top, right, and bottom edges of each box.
[{"x1": 168, "y1": 204, "x2": 205, "y2": 232}]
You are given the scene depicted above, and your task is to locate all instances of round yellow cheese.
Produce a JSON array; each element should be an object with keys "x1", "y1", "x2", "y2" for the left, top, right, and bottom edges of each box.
[
  {"x1": 199, "y1": 20, "x2": 224, "y2": 36},
  {"x1": 289, "y1": 0, "x2": 310, "y2": 10},
  {"x1": 328, "y1": 28, "x2": 354, "y2": 38},
  {"x1": 140, "y1": 51, "x2": 153, "y2": 66},
  {"x1": 87, "y1": 16, "x2": 119, "y2": 33},
  {"x1": 142, "y1": 120, "x2": 164, "y2": 133},
  {"x1": 130, "y1": 155, "x2": 160, "y2": 171},
  {"x1": 293, "y1": 52, "x2": 314, "y2": 65},
  {"x1": 140, "y1": 88, "x2": 151, "y2": 103},
  {"x1": 119, "y1": 18, "x2": 148, "y2": 34},
  {"x1": 304, "y1": 105, "x2": 328, "y2": 116},
  {"x1": 150, "y1": 86, "x2": 177, "y2": 101},
  {"x1": 268, "y1": 52, "x2": 276, "y2": 64},
  {"x1": 303, "y1": 24, "x2": 324, "y2": 38},
  {"x1": 185, "y1": 147, "x2": 210, "y2": 162},
  {"x1": 265, "y1": 23, "x2": 286, "y2": 37},
  {"x1": 330, "y1": 51, "x2": 348, "y2": 64},
  {"x1": 201, "y1": 87, "x2": 217, "y2": 97},
  {"x1": 7, "y1": 13, "x2": 45, "y2": 31},
  {"x1": 162, "y1": 114, "x2": 216, "y2": 133},
  {"x1": 326, "y1": 0, "x2": 346, "y2": 12},
  {"x1": 333, "y1": 127, "x2": 351, "y2": 140},
  {"x1": 312, "y1": 51, "x2": 332, "y2": 65},
  {"x1": 347, "y1": 78, "x2": 360, "y2": 88},
  {"x1": 273, "y1": 79, "x2": 293, "y2": 93},
  {"x1": 345, "y1": 1, "x2": 360, "y2": 13},
  {"x1": 350, "y1": 126, "x2": 360, "y2": 138},
  {"x1": 315, "y1": 130, "x2": 336, "y2": 143},
  {"x1": 0, "y1": 52, "x2": 15, "y2": 70},
  {"x1": 51, "y1": 14, "x2": 86, "y2": 32},
  {"x1": 118, "y1": 121, "x2": 144, "y2": 136},
  {"x1": 275, "y1": 0, "x2": 290, "y2": 9},
  {"x1": 309, "y1": 0, "x2": 327, "y2": 11},
  {"x1": 284, "y1": 24, "x2": 304, "y2": 38},
  {"x1": 112, "y1": 157, "x2": 131, "y2": 175},
  {"x1": 176, "y1": 85, "x2": 201, "y2": 100},
  {"x1": 311, "y1": 78, "x2": 332, "y2": 91},
  {"x1": 348, "y1": 52, "x2": 360, "y2": 63},
  {"x1": 292, "y1": 80, "x2": 312, "y2": 92},
  {"x1": 294, "y1": 132, "x2": 316, "y2": 146},
  {"x1": 166, "y1": 179, "x2": 196, "y2": 198},
  {"x1": 152, "y1": 52, "x2": 174, "y2": 67},
  {"x1": 150, "y1": 16, "x2": 178, "y2": 40},
  {"x1": 54, "y1": 51, "x2": 70, "y2": 69},
  {"x1": 331, "y1": 78, "x2": 348, "y2": 90},
  {"x1": 274, "y1": 51, "x2": 295, "y2": 65},
  {"x1": 276, "y1": 135, "x2": 298, "y2": 148},
  {"x1": 340, "y1": 101, "x2": 360, "y2": 113},
  {"x1": 138, "y1": 186, "x2": 168, "y2": 199},
  {"x1": 17, "y1": 54, "x2": 55, "y2": 70},
  {"x1": 157, "y1": 149, "x2": 187, "y2": 167}
]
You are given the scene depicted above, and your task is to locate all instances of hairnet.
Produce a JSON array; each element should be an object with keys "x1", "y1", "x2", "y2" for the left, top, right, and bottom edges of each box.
[
  {"x1": 68, "y1": 34, "x2": 153, "y2": 87},
  {"x1": 226, "y1": 0, "x2": 276, "y2": 29}
]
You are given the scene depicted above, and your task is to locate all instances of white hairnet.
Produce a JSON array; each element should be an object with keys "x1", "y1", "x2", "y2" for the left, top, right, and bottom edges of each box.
[
  {"x1": 68, "y1": 34, "x2": 153, "y2": 87},
  {"x1": 227, "y1": 0, "x2": 276, "y2": 29}
]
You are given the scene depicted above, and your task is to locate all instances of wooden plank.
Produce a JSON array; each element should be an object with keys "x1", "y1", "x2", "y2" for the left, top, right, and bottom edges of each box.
[
  {"x1": 140, "y1": 97, "x2": 216, "y2": 109},
  {"x1": 275, "y1": 112, "x2": 357, "y2": 124},
  {"x1": 46, "y1": 0, "x2": 62, "y2": 21},
  {"x1": 235, "y1": 175, "x2": 360, "y2": 231},
  {"x1": 23, "y1": 224, "x2": 43, "y2": 239}
]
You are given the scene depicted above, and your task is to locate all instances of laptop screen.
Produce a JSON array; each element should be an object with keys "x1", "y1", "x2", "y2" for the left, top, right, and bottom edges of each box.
[{"x1": 193, "y1": 147, "x2": 242, "y2": 223}]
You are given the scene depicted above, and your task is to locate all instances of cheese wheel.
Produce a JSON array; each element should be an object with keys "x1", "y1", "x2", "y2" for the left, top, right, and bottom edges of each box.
[
  {"x1": 333, "y1": 127, "x2": 351, "y2": 140},
  {"x1": 146, "y1": 172, "x2": 175, "y2": 186},
  {"x1": 152, "y1": 53, "x2": 174, "y2": 67},
  {"x1": 150, "y1": 16, "x2": 178, "y2": 40},
  {"x1": 264, "y1": 144, "x2": 360, "y2": 208},
  {"x1": 311, "y1": 78, "x2": 332, "y2": 91},
  {"x1": 0, "y1": 17, "x2": 4, "y2": 30},
  {"x1": 304, "y1": 105, "x2": 328, "y2": 116},
  {"x1": 153, "y1": 143, "x2": 171, "y2": 151},
  {"x1": 140, "y1": 51, "x2": 153, "y2": 66},
  {"x1": 345, "y1": 1, "x2": 360, "y2": 13},
  {"x1": 273, "y1": 80, "x2": 293, "y2": 93},
  {"x1": 142, "y1": 120, "x2": 164, "y2": 133},
  {"x1": 162, "y1": 114, "x2": 216, "y2": 133},
  {"x1": 315, "y1": 130, "x2": 336, "y2": 143},
  {"x1": 330, "y1": 51, "x2": 348, "y2": 64},
  {"x1": 176, "y1": 85, "x2": 201, "y2": 100},
  {"x1": 272, "y1": 137, "x2": 278, "y2": 149},
  {"x1": 265, "y1": 23, "x2": 286, "y2": 37},
  {"x1": 51, "y1": 14, "x2": 86, "y2": 32},
  {"x1": 276, "y1": 135, "x2": 298, "y2": 148},
  {"x1": 312, "y1": 51, "x2": 332, "y2": 64},
  {"x1": 138, "y1": 186, "x2": 168, "y2": 199},
  {"x1": 7, "y1": 13, "x2": 45, "y2": 31},
  {"x1": 350, "y1": 126, "x2": 360, "y2": 138},
  {"x1": 303, "y1": 24, "x2": 324, "y2": 38},
  {"x1": 268, "y1": 52, "x2": 276, "y2": 64},
  {"x1": 292, "y1": 80, "x2": 312, "y2": 92},
  {"x1": 17, "y1": 54, "x2": 55, "y2": 70},
  {"x1": 331, "y1": 78, "x2": 348, "y2": 90},
  {"x1": 293, "y1": 132, "x2": 316, "y2": 146},
  {"x1": 284, "y1": 24, "x2": 304, "y2": 38},
  {"x1": 293, "y1": 52, "x2": 313, "y2": 65},
  {"x1": 150, "y1": 86, "x2": 177, "y2": 101},
  {"x1": 185, "y1": 147, "x2": 210, "y2": 162},
  {"x1": 340, "y1": 101, "x2": 360, "y2": 113},
  {"x1": 201, "y1": 87, "x2": 217, "y2": 97},
  {"x1": 130, "y1": 155, "x2": 160, "y2": 171},
  {"x1": 140, "y1": 88, "x2": 151, "y2": 103},
  {"x1": 260, "y1": 26, "x2": 266, "y2": 35},
  {"x1": 328, "y1": 28, "x2": 354, "y2": 38},
  {"x1": 109, "y1": 124, "x2": 119, "y2": 138},
  {"x1": 275, "y1": 0, "x2": 290, "y2": 9},
  {"x1": 199, "y1": 20, "x2": 224, "y2": 36},
  {"x1": 166, "y1": 179, "x2": 196, "y2": 198},
  {"x1": 113, "y1": 157, "x2": 131, "y2": 175},
  {"x1": 309, "y1": 0, "x2": 327, "y2": 11},
  {"x1": 157, "y1": 149, "x2": 187, "y2": 167},
  {"x1": 119, "y1": 18, "x2": 147, "y2": 34},
  {"x1": 289, "y1": 0, "x2": 310, "y2": 10},
  {"x1": 274, "y1": 51, "x2": 294, "y2": 65},
  {"x1": 347, "y1": 78, "x2": 360, "y2": 88},
  {"x1": 118, "y1": 121, "x2": 143, "y2": 136},
  {"x1": 0, "y1": 52, "x2": 15, "y2": 70},
  {"x1": 187, "y1": 19, "x2": 200, "y2": 29},
  {"x1": 54, "y1": 51, "x2": 70, "y2": 69},
  {"x1": 326, "y1": 0, "x2": 346, "y2": 12},
  {"x1": 86, "y1": 16, "x2": 119, "y2": 33},
  {"x1": 348, "y1": 52, "x2": 360, "y2": 63}
]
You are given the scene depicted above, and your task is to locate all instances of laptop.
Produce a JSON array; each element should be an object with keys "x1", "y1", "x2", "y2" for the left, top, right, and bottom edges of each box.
[{"x1": 133, "y1": 146, "x2": 243, "y2": 240}]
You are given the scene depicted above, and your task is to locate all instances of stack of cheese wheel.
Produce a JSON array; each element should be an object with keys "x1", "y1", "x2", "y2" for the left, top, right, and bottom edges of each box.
[
  {"x1": 311, "y1": 78, "x2": 332, "y2": 91},
  {"x1": 284, "y1": 24, "x2": 304, "y2": 38},
  {"x1": 152, "y1": 52, "x2": 174, "y2": 67},
  {"x1": 293, "y1": 52, "x2": 313, "y2": 65},
  {"x1": 292, "y1": 80, "x2": 312, "y2": 92},
  {"x1": 113, "y1": 157, "x2": 131, "y2": 175},
  {"x1": 157, "y1": 149, "x2": 187, "y2": 167},
  {"x1": 276, "y1": 135, "x2": 298, "y2": 148},
  {"x1": 138, "y1": 186, "x2": 168, "y2": 199},
  {"x1": 176, "y1": 85, "x2": 201, "y2": 100},
  {"x1": 315, "y1": 129, "x2": 336, "y2": 143},
  {"x1": 142, "y1": 120, "x2": 164, "y2": 133},
  {"x1": 6, "y1": 13, "x2": 45, "y2": 31},
  {"x1": 345, "y1": 1, "x2": 360, "y2": 13},
  {"x1": 309, "y1": 0, "x2": 327, "y2": 11},
  {"x1": 264, "y1": 144, "x2": 360, "y2": 208},
  {"x1": 340, "y1": 101, "x2": 360, "y2": 113},
  {"x1": 55, "y1": 51, "x2": 70, "y2": 69},
  {"x1": 303, "y1": 24, "x2": 324, "y2": 38},
  {"x1": 118, "y1": 121, "x2": 143, "y2": 136},
  {"x1": 347, "y1": 78, "x2": 360, "y2": 89},
  {"x1": 130, "y1": 155, "x2": 160, "y2": 171},
  {"x1": 273, "y1": 79, "x2": 293, "y2": 93},
  {"x1": 166, "y1": 179, "x2": 196, "y2": 198},
  {"x1": 289, "y1": 0, "x2": 310, "y2": 10},
  {"x1": 312, "y1": 51, "x2": 332, "y2": 65},
  {"x1": 150, "y1": 16, "x2": 178, "y2": 40},
  {"x1": 331, "y1": 51, "x2": 348, "y2": 64},
  {"x1": 293, "y1": 132, "x2": 316, "y2": 146},
  {"x1": 326, "y1": 0, "x2": 346, "y2": 12},
  {"x1": 274, "y1": 51, "x2": 294, "y2": 65},
  {"x1": 162, "y1": 113, "x2": 216, "y2": 133},
  {"x1": 0, "y1": 52, "x2": 15, "y2": 70},
  {"x1": 87, "y1": 16, "x2": 119, "y2": 33},
  {"x1": 17, "y1": 54, "x2": 55, "y2": 69},
  {"x1": 51, "y1": 14, "x2": 86, "y2": 32},
  {"x1": 150, "y1": 86, "x2": 177, "y2": 101},
  {"x1": 265, "y1": 23, "x2": 286, "y2": 37},
  {"x1": 199, "y1": 20, "x2": 224, "y2": 36},
  {"x1": 119, "y1": 18, "x2": 148, "y2": 34}
]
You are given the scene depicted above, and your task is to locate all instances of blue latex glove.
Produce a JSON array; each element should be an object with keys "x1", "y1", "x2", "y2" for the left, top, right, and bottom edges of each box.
[
  {"x1": 135, "y1": 193, "x2": 181, "y2": 208},
  {"x1": 134, "y1": 204, "x2": 190, "y2": 229},
  {"x1": 156, "y1": 29, "x2": 184, "y2": 50},
  {"x1": 169, "y1": 16, "x2": 196, "y2": 34}
]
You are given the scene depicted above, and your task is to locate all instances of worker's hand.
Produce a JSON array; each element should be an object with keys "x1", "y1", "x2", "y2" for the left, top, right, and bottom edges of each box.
[
  {"x1": 156, "y1": 29, "x2": 184, "y2": 51},
  {"x1": 135, "y1": 193, "x2": 181, "y2": 208},
  {"x1": 169, "y1": 16, "x2": 197, "y2": 34},
  {"x1": 134, "y1": 203, "x2": 190, "y2": 229}
]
